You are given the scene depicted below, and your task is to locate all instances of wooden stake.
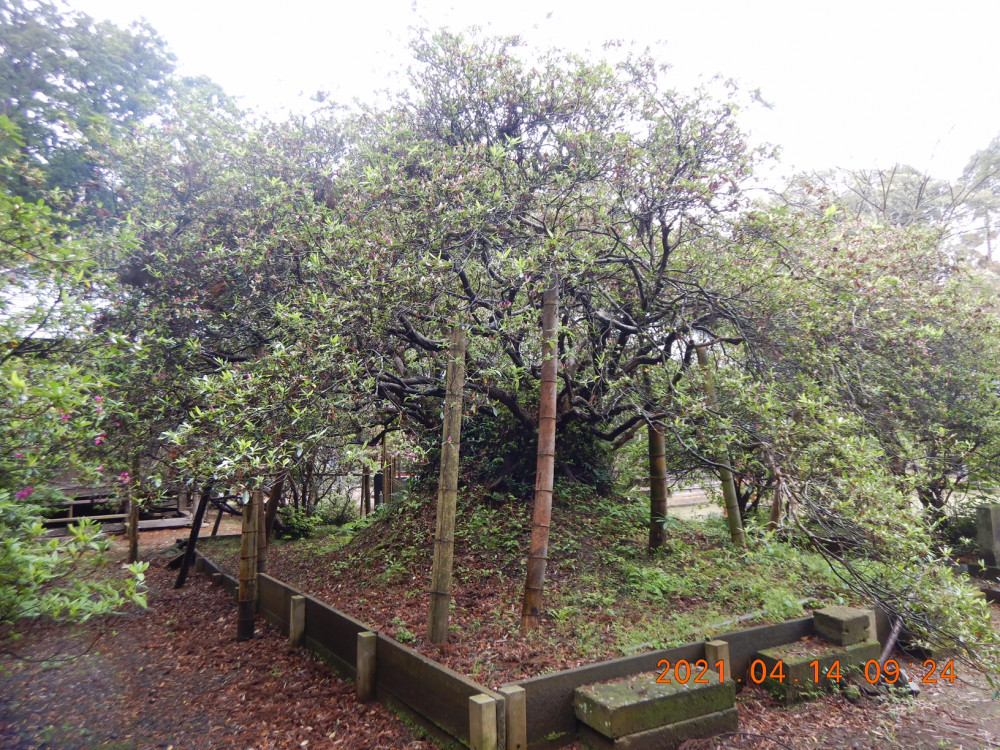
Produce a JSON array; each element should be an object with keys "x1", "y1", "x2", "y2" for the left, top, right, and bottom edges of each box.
[
  {"x1": 498, "y1": 685, "x2": 527, "y2": 750},
  {"x1": 237, "y1": 492, "x2": 259, "y2": 641},
  {"x1": 696, "y1": 346, "x2": 746, "y2": 548},
  {"x1": 469, "y1": 694, "x2": 498, "y2": 750},
  {"x1": 357, "y1": 631, "x2": 376, "y2": 702},
  {"x1": 175, "y1": 484, "x2": 212, "y2": 588},
  {"x1": 126, "y1": 456, "x2": 140, "y2": 563},
  {"x1": 289, "y1": 595, "x2": 305, "y2": 646},
  {"x1": 362, "y1": 464, "x2": 371, "y2": 517},
  {"x1": 255, "y1": 489, "x2": 267, "y2": 575},
  {"x1": 427, "y1": 327, "x2": 467, "y2": 643},
  {"x1": 521, "y1": 279, "x2": 559, "y2": 629},
  {"x1": 648, "y1": 423, "x2": 669, "y2": 550}
]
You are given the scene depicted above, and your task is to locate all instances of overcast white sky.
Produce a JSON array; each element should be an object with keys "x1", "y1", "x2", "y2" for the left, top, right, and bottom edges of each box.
[{"x1": 71, "y1": 0, "x2": 1000, "y2": 183}]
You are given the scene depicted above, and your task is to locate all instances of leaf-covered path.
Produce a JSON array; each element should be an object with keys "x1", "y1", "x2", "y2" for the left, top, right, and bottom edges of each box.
[{"x1": 0, "y1": 532, "x2": 438, "y2": 750}]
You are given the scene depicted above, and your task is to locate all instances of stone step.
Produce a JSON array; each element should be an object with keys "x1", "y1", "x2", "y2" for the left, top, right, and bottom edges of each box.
[
  {"x1": 754, "y1": 637, "x2": 881, "y2": 703},
  {"x1": 578, "y1": 707, "x2": 738, "y2": 750},
  {"x1": 574, "y1": 668, "x2": 734, "y2": 740}
]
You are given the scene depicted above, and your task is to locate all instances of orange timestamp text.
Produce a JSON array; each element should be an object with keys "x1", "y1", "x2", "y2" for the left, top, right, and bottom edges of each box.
[{"x1": 656, "y1": 658, "x2": 957, "y2": 685}]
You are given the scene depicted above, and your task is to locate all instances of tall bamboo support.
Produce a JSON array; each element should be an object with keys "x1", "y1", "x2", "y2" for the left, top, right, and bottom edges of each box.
[
  {"x1": 126, "y1": 456, "x2": 140, "y2": 563},
  {"x1": 648, "y1": 423, "x2": 670, "y2": 550},
  {"x1": 237, "y1": 491, "x2": 259, "y2": 640},
  {"x1": 696, "y1": 346, "x2": 746, "y2": 548},
  {"x1": 255, "y1": 489, "x2": 268, "y2": 575},
  {"x1": 427, "y1": 327, "x2": 468, "y2": 643},
  {"x1": 521, "y1": 279, "x2": 559, "y2": 629}
]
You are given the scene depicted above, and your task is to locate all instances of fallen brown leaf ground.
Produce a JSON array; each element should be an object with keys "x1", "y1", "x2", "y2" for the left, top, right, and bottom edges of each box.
[{"x1": 0, "y1": 529, "x2": 439, "y2": 750}]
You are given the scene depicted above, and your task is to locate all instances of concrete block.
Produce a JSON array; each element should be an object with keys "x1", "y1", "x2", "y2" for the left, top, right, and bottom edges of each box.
[
  {"x1": 977, "y1": 505, "x2": 1000, "y2": 567},
  {"x1": 577, "y1": 707, "x2": 738, "y2": 750},
  {"x1": 755, "y1": 638, "x2": 880, "y2": 703},
  {"x1": 813, "y1": 605, "x2": 872, "y2": 646},
  {"x1": 574, "y1": 670, "x2": 733, "y2": 739}
]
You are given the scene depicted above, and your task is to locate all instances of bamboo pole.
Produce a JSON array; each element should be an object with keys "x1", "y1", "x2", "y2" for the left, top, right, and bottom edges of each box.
[
  {"x1": 696, "y1": 346, "x2": 746, "y2": 548},
  {"x1": 126, "y1": 456, "x2": 140, "y2": 563},
  {"x1": 427, "y1": 327, "x2": 468, "y2": 643},
  {"x1": 648, "y1": 423, "x2": 670, "y2": 550},
  {"x1": 255, "y1": 489, "x2": 267, "y2": 575},
  {"x1": 521, "y1": 279, "x2": 559, "y2": 630},
  {"x1": 237, "y1": 491, "x2": 259, "y2": 640}
]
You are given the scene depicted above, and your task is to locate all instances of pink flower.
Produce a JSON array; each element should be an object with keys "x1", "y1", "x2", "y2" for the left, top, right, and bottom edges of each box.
[
  {"x1": 94, "y1": 433, "x2": 105, "y2": 445},
  {"x1": 60, "y1": 412, "x2": 71, "y2": 422},
  {"x1": 93, "y1": 395, "x2": 103, "y2": 403},
  {"x1": 118, "y1": 471, "x2": 131, "y2": 484},
  {"x1": 15, "y1": 487, "x2": 34, "y2": 500},
  {"x1": 13, "y1": 452, "x2": 22, "y2": 459},
  {"x1": 96, "y1": 465, "x2": 103, "y2": 473}
]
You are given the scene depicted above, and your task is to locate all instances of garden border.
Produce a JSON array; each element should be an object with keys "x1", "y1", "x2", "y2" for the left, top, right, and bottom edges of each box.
[{"x1": 193, "y1": 545, "x2": 893, "y2": 750}]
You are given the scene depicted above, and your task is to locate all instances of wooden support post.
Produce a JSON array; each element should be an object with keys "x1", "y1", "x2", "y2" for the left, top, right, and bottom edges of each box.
[
  {"x1": 648, "y1": 423, "x2": 669, "y2": 550},
  {"x1": 211, "y1": 572, "x2": 223, "y2": 587},
  {"x1": 289, "y1": 595, "x2": 305, "y2": 646},
  {"x1": 356, "y1": 631, "x2": 376, "y2": 702},
  {"x1": 237, "y1": 493, "x2": 259, "y2": 641},
  {"x1": 469, "y1": 694, "x2": 498, "y2": 750},
  {"x1": 211, "y1": 503, "x2": 224, "y2": 536},
  {"x1": 705, "y1": 639, "x2": 731, "y2": 683},
  {"x1": 255, "y1": 490, "x2": 267, "y2": 575},
  {"x1": 175, "y1": 485, "x2": 212, "y2": 589},
  {"x1": 498, "y1": 685, "x2": 526, "y2": 750},
  {"x1": 521, "y1": 279, "x2": 559, "y2": 629},
  {"x1": 126, "y1": 456, "x2": 140, "y2": 563},
  {"x1": 362, "y1": 464, "x2": 371, "y2": 517},
  {"x1": 696, "y1": 346, "x2": 746, "y2": 548},
  {"x1": 178, "y1": 491, "x2": 189, "y2": 514},
  {"x1": 427, "y1": 327, "x2": 467, "y2": 643}
]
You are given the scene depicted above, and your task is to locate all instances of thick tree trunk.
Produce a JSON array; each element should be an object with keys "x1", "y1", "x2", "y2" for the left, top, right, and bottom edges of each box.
[
  {"x1": 696, "y1": 347, "x2": 746, "y2": 548},
  {"x1": 237, "y1": 491, "x2": 260, "y2": 640},
  {"x1": 521, "y1": 279, "x2": 559, "y2": 630},
  {"x1": 648, "y1": 423, "x2": 669, "y2": 550},
  {"x1": 175, "y1": 483, "x2": 213, "y2": 588},
  {"x1": 427, "y1": 327, "x2": 467, "y2": 643}
]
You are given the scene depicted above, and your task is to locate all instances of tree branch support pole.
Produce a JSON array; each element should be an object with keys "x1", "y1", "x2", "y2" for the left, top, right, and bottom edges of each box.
[
  {"x1": 696, "y1": 346, "x2": 746, "y2": 548},
  {"x1": 427, "y1": 326, "x2": 467, "y2": 643},
  {"x1": 126, "y1": 456, "x2": 140, "y2": 563},
  {"x1": 175, "y1": 484, "x2": 212, "y2": 588},
  {"x1": 648, "y1": 423, "x2": 669, "y2": 550},
  {"x1": 362, "y1": 464, "x2": 371, "y2": 517},
  {"x1": 237, "y1": 491, "x2": 260, "y2": 640},
  {"x1": 255, "y1": 489, "x2": 268, "y2": 575},
  {"x1": 522, "y1": 279, "x2": 559, "y2": 630}
]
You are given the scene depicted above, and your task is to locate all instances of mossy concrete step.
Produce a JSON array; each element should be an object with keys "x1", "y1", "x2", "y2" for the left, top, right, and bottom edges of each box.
[
  {"x1": 574, "y1": 669, "x2": 734, "y2": 739},
  {"x1": 755, "y1": 637, "x2": 881, "y2": 703},
  {"x1": 813, "y1": 605, "x2": 872, "y2": 646},
  {"x1": 577, "y1": 707, "x2": 738, "y2": 750}
]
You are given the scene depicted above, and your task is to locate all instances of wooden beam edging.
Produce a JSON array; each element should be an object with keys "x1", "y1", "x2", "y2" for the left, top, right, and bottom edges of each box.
[
  {"x1": 506, "y1": 617, "x2": 817, "y2": 749},
  {"x1": 196, "y1": 551, "x2": 506, "y2": 748}
]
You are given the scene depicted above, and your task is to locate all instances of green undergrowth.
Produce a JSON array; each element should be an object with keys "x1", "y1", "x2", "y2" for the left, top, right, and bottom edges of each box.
[{"x1": 207, "y1": 483, "x2": 855, "y2": 662}]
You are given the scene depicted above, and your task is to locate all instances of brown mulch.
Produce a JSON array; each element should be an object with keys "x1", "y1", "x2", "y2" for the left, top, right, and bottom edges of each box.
[{"x1": 0, "y1": 531, "x2": 439, "y2": 750}]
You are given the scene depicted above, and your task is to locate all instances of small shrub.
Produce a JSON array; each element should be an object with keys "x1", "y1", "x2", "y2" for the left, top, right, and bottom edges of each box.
[{"x1": 276, "y1": 507, "x2": 321, "y2": 540}]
